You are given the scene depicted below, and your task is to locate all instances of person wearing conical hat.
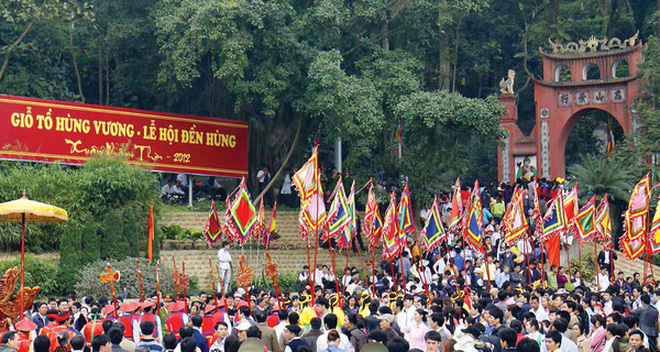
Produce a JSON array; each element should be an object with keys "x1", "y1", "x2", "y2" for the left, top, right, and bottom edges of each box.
[
  {"x1": 15, "y1": 318, "x2": 37, "y2": 352},
  {"x1": 137, "y1": 301, "x2": 162, "y2": 344},
  {"x1": 327, "y1": 295, "x2": 344, "y2": 328},
  {"x1": 118, "y1": 302, "x2": 138, "y2": 342},
  {"x1": 43, "y1": 311, "x2": 81, "y2": 352},
  {"x1": 81, "y1": 308, "x2": 104, "y2": 347},
  {"x1": 101, "y1": 305, "x2": 118, "y2": 324},
  {"x1": 39, "y1": 310, "x2": 59, "y2": 340},
  {"x1": 358, "y1": 291, "x2": 371, "y2": 318},
  {"x1": 165, "y1": 301, "x2": 188, "y2": 339},
  {"x1": 297, "y1": 295, "x2": 315, "y2": 328}
]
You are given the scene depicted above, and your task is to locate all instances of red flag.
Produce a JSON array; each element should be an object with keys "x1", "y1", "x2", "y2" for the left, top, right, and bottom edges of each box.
[
  {"x1": 448, "y1": 178, "x2": 462, "y2": 232},
  {"x1": 147, "y1": 205, "x2": 154, "y2": 262},
  {"x1": 203, "y1": 201, "x2": 223, "y2": 247},
  {"x1": 544, "y1": 233, "x2": 561, "y2": 268}
]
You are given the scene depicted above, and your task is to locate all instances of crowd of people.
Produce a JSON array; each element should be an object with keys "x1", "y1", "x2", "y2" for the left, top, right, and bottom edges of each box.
[{"x1": 2, "y1": 261, "x2": 657, "y2": 352}]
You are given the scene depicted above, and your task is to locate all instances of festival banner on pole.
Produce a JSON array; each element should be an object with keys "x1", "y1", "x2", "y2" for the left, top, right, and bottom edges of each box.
[
  {"x1": 420, "y1": 196, "x2": 446, "y2": 251},
  {"x1": 448, "y1": 178, "x2": 462, "y2": 232},
  {"x1": 575, "y1": 195, "x2": 597, "y2": 242},
  {"x1": 0, "y1": 94, "x2": 248, "y2": 177},
  {"x1": 595, "y1": 195, "x2": 612, "y2": 250}
]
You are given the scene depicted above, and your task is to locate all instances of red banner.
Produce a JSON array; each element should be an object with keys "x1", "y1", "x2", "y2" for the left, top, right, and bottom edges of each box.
[{"x1": 0, "y1": 95, "x2": 248, "y2": 177}]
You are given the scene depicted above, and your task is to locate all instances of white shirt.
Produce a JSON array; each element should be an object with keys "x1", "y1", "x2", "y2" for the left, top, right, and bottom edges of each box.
[
  {"x1": 257, "y1": 170, "x2": 268, "y2": 183},
  {"x1": 217, "y1": 248, "x2": 232, "y2": 270},
  {"x1": 316, "y1": 330, "x2": 354, "y2": 352},
  {"x1": 597, "y1": 273, "x2": 611, "y2": 291},
  {"x1": 281, "y1": 174, "x2": 292, "y2": 195},
  {"x1": 396, "y1": 311, "x2": 408, "y2": 330},
  {"x1": 560, "y1": 333, "x2": 579, "y2": 352},
  {"x1": 405, "y1": 305, "x2": 416, "y2": 327},
  {"x1": 532, "y1": 306, "x2": 550, "y2": 322},
  {"x1": 177, "y1": 174, "x2": 188, "y2": 186},
  {"x1": 603, "y1": 300, "x2": 613, "y2": 315},
  {"x1": 433, "y1": 258, "x2": 446, "y2": 275}
]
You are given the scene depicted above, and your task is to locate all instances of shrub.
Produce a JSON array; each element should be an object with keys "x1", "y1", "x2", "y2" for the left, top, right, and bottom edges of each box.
[
  {"x1": 0, "y1": 255, "x2": 59, "y2": 296},
  {"x1": 75, "y1": 257, "x2": 174, "y2": 299}
]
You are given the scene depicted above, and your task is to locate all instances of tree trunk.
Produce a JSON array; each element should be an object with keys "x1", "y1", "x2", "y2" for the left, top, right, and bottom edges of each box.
[
  {"x1": 451, "y1": 17, "x2": 462, "y2": 93},
  {"x1": 253, "y1": 117, "x2": 303, "y2": 205},
  {"x1": 99, "y1": 38, "x2": 103, "y2": 104},
  {"x1": 69, "y1": 22, "x2": 85, "y2": 102},
  {"x1": 548, "y1": 0, "x2": 559, "y2": 25},
  {"x1": 438, "y1": 26, "x2": 450, "y2": 90},
  {"x1": 0, "y1": 21, "x2": 35, "y2": 83}
]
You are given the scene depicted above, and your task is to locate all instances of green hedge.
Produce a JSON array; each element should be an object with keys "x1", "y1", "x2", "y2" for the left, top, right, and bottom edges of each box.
[
  {"x1": 0, "y1": 255, "x2": 59, "y2": 296},
  {"x1": 75, "y1": 257, "x2": 176, "y2": 299}
]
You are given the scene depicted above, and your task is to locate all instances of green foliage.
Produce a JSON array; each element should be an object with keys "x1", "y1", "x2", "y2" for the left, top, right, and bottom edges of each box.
[
  {"x1": 0, "y1": 156, "x2": 162, "y2": 293},
  {"x1": 570, "y1": 256, "x2": 595, "y2": 282},
  {"x1": 57, "y1": 155, "x2": 162, "y2": 292},
  {"x1": 0, "y1": 255, "x2": 59, "y2": 296},
  {"x1": 161, "y1": 225, "x2": 203, "y2": 241},
  {"x1": 567, "y1": 154, "x2": 638, "y2": 204},
  {"x1": 75, "y1": 258, "x2": 175, "y2": 299}
]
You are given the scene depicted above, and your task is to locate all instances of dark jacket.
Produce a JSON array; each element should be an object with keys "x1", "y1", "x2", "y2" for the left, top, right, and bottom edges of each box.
[
  {"x1": 364, "y1": 315, "x2": 379, "y2": 333},
  {"x1": 632, "y1": 304, "x2": 659, "y2": 337},
  {"x1": 346, "y1": 327, "x2": 366, "y2": 352},
  {"x1": 193, "y1": 329, "x2": 210, "y2": 352},
  {"x1": 302, "y1": 329, "x2": 322, "y2": 352},
  {"x1": 258, "y1": 323, "x2": 283, "y2": 352}
]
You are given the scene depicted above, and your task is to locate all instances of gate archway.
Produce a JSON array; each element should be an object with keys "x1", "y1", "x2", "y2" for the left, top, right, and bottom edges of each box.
[{"x1": 498, "y1": 34, "x2": 642, "y2": 182}]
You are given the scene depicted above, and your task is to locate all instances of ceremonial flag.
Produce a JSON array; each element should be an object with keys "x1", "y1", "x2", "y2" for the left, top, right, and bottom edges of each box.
[
  {"x1": 397, "y1": 183, "x2": 415, "y2": 251},
  {"x1": 541, "y1": 195, "x2": 566, "y2": 241},
  {"x1": 622, "y1": 209, "x2": 646, "y2": 260},
  {"x1": 223, "y1": 196, "x2": 237, "y2": 242},
  {"x1": 563, "y1": 184, "x2": 578, "y2": 237},
  {"x1": 264, "y1": 202, "x2": 277, "y2": 247},
  {"x1": 420, "y1": 196, "x2": 446, "y2": 251},
  {"x1": 382, "y1": 191, "x2": 398, "y2": 260},
  {"x1": 448, "y1": 178, "x2": 462, "y2": 232},
  {"x1": 292, "y1": 146, "x2": 320, "y2": 203},
  {"x1": 625, "y1": 173, "x2": 651, "y2": 241},
  {"x1": 325, "y1": 177, "x2": 351, "y2": 242},
  {"x1": 340, "y1": 180, "x2": 357, "y2": 250},
  {"x1": 532, "y1": 178, "x2": 543, "y2": 231},
  {"x1": 363, "y1": 179, "x2": 377, "y2": 244},
  {"x1": 371, "y1": 207, "x2": 383, "y2": 248},
  {"x1": 575, "y1": 195, "x2": 597, "y2": 242},
  {"x1": 503, "y1": 187, "x2": 528, "y2": 243},
  {"x1": 595, "y1": 195, "x2": 612, "y2": 250},
  {"x1": 649, "y1": 196, "x2": 660, "y2": 254},
  {"x1": 228, "y1": 178, "x2": 258, "y2": 245},
  {"x1": 147, "y1": 205, "x2": 154, "y2": 261},
  {"x1": 464, "y1": 181, "x2": 484, "y2": 251},
  {"x1": 203, "y1": 201, "x2": 223, "y2": 248},
  {"x1": 298, "y1": 175, "x2": 327, "y2": 240},
  {"x1": 256, "y1": 199, "x2": 266, "y2": 239}
]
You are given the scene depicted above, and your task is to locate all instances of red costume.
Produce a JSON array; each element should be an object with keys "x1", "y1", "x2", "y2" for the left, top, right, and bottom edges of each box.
[{"x1": 82, "y1": 318, "x2": 104, "y2": 346}]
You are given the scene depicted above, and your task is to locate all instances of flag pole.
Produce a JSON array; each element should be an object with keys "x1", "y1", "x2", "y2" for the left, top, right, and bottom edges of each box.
[
  {"x1": 594, "y1": 241, "x2": 599, "y2": 291},
  {"x1": 356, "y1": 245, "x2": 369, "y2": 294},
  {"x1": 578, "y1": 238, "x2": 583, "y2": 276},
  {"x1": 399, "y1": 251, "x2": 407, "y2": 292},
  {"x1": 565, "y1": 241, "x2": 572, "y2": 281},
  {"x1": 481, "y1": 234, "x2": 492, "y2": 291},
  {"x1": 389, "y1": 259, "x2": 398, "y2": 294},
  {"x1": 370, "y1": 250, "x2": 376, "y2": 298},
  {"x1": 327, "y1": 240, "x2": 342, "y2": 300}
]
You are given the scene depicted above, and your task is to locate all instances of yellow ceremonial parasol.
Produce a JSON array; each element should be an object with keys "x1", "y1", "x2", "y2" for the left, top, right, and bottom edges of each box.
[{"x1": 0, "y1": 190, "x2": 67, "y2": 317}]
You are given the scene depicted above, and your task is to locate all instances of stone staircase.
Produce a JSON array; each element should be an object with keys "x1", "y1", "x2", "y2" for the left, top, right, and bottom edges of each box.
[
  {"x1": 160, "y1": 210, "x2": 660, "y2": 288},
  {"x1": 160, "y1": 210, "x2": 379, "y2": 288}
]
